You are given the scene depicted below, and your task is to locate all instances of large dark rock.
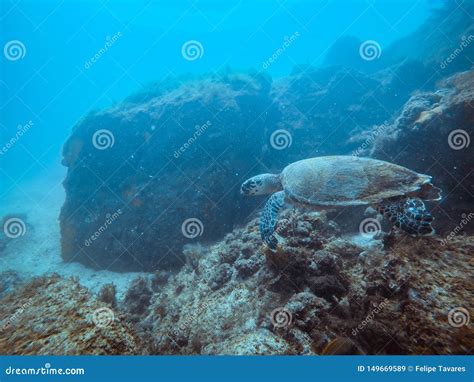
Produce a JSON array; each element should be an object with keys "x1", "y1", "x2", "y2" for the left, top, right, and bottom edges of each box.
[{"x1": 60, "y1": 73, "x2": 277, "y2": 271}]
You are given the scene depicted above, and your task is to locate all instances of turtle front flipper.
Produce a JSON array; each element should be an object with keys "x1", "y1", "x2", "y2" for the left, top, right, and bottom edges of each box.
[
  {"x1": 376, "y1": 197, "x2": 434, "y2": 236},
  {"x1": 260, "y1": 191, "x2": 286, "y2": 248}
]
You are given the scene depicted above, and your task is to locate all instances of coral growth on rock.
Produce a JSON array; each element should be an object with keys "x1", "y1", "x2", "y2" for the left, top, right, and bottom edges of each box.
[
  {"x1": 0, "y1": 270, "x2": 25, "y2": 300},
  {"x1": 0, "y1": 274, "x2": 139, "y2": 355},
  {"x1": 61, "y1": 62, "x2": 473, "y2": 272},
  {"x1": 368, "y1": 70, "x2": 474, "y2": 234},
  {"x1": 120, "y1": 210, "x2": 473, "y2": 355},
  {"x1": 60, "y1": 67, "x2": 473, "y2": 272}
]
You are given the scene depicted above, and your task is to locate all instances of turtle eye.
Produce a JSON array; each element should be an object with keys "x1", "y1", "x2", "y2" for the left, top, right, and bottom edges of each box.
[{"x1": 241, "y1": 180, "x2": 256, "y2": 195}]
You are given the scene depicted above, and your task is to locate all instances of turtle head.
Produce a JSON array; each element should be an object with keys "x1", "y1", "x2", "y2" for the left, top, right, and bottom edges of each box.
[{"x1": 241, "y1": 173, "x2": 282, "y2": 196}]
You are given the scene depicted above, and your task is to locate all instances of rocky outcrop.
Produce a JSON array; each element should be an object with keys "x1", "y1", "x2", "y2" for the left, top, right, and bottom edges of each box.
[
  {"x1": 123, "y1": 210, "x2": 473, "y2": 355},
  {"x1": 382, "y1": 2, "x2": 474, "y2": 79},
  {"x1": 60, "y1": 65, "x2": 422, "y2": 272},
  {"x1": 367, "y1": 70, "x2": 474, "y2": 234},
  {"x1": 0, "y1": 274, "x2": 140, "y2": 355},
  {"x1": 60, "y1": 73, "x2": 276, "y2": 271},
  {"x1": 59, "y1": 3, "x2": 473, "y2": 272},
  {"x1": 0, "y1": 270, "x2": 24, "y2": 300},
  {"x1": 325, "y1": 2, "x2": 474, "y2": 81}
]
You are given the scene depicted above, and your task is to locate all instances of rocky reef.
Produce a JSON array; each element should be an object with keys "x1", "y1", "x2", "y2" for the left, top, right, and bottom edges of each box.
[
  {"x1": 59, "y1": 1, "x2": 473, "y2": 273},
  {"x1": 120, "y1": 211, "x2": 473, "y2": 355},
  {"x1": 60, "y1": 72, "x2": 276, "y2": 271},
  {"x1": 367, "y1": 70, "x2": 474, "y2": 234},
  {"x1": 0, "y1": 274, "x2": 139, "y2": 355},
  {"x1": 325, "y1": 2, "x2": 474, "y2": 80},
  {"x1": 60, "y1": 65, "x2": 455, "y2": 272},
  {"x1": 1, "y1": 210, "x2": 472, "y2": 355}
]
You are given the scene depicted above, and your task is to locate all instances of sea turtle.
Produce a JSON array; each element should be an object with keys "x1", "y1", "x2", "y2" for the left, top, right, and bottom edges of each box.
[{"x1": 241, "y1": 156, "x2": 441, "y2": 248}]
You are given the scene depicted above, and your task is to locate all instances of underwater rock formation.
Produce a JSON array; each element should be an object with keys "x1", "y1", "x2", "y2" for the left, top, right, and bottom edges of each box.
[
  {"x1": 60, "y1": 1, "x2": 473, "y2": 272},
  {"x1": 382, "y1": 2, "x2": 474, "y2": 80},
  {"x1": 61, "y1": 73, "x2": 276, "y2": 271},
  {"x1": 0, "y1": 274, "x2": 139, "y2": 355},
  {"x1": 122, "y1": 210, "x2": 473, "y2": 355},
  {"x1": 60, "y1": 65, "x2": 424, "y2": 272},
  {"x1": 0, "y1": 271, "x2": 25, "y2": 300},
  {"x1": 324, "y1": 2, "x2": 474, "y2": 81},
  {"x1": 368, "y1": 70, "x2": 474, "y2": 234}
]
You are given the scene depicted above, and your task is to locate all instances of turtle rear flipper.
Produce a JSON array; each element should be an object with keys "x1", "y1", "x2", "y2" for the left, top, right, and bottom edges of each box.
[
  {"x1": 260, "y1": 191, "x2": 286, "y2": 248},
  {"x1": 376, "y1": 198, "x2": 435, "y2": 236}
]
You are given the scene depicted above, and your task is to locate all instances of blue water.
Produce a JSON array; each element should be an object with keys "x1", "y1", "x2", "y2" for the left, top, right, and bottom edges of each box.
[
  {"x1": 0, "y1": 0, "x2": 439, "y2": 188},
  {"x1": 1, "y1": 0, "x2": 473, "y2": 360}
]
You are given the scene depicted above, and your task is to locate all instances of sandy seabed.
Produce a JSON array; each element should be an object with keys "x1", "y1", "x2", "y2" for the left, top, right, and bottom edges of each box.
[{"x1": 0, "y1": 163, "x2": 148, "y2": 299}]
